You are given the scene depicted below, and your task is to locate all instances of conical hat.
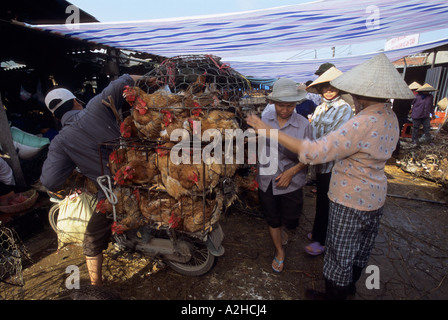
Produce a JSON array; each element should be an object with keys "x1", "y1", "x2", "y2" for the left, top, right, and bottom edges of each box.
[
  {"x1": 417, "y1": 83, "x2": 437, "y2": 92},
  {"x1": 408, "y1": 81, "x2": 421, "y2": 90},
  {"x1": 330, "y1": 53, "x2": 415, "y2": 100},
  {"x1": 306, "y1": 67, "x2": 343, "y2": 94},
  {"x1": 437, "y1": 97, "x2": 447, "y2": 111}
]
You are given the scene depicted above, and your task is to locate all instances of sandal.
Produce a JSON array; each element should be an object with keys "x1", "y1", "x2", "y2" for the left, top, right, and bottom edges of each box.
[
  {"x1": 305, "y1": 242, "x2": 325, "y2": 256},
  {"x1": 272, "y1": 256, "x2": 284, "y2": 273}
]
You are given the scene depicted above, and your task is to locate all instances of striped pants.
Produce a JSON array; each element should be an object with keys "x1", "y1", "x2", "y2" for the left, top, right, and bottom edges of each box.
[{"x1": 323, "y1": 201, "x2": 383, "y2": 287}]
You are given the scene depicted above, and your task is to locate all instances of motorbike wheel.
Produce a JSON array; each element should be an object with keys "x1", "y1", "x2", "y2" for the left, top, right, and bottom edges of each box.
[
  {"x1": 48, "y1": 203, "x2": 60, "y2": 233},
  {"x1": 165, "y1": 238, "x2": 216, "y2": 276}
]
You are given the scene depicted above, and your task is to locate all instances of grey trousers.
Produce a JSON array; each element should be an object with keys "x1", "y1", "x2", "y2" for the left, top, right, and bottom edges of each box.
[{"x1": 412, "y1": 117, "x2": 431, "y2": 143}]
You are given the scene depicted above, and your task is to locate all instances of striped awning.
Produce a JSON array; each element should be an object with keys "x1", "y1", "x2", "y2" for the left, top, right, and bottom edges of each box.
[
  {"x1": 227, "y1": 38, "x2": 448, "y2": 82},
  {"x1": 32, "y1": 0, "x2": 448, "y2": 82}
]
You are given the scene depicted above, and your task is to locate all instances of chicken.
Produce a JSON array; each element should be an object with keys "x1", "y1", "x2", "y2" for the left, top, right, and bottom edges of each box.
[
  {"x1": 123, "y1": 85, "x2": 169, "y2": 139},
  {"x1": 192, "y1": 162, "x2": 220, "y2": 192},
  {"x1": 179, "y1": 74, "x2": 221, "y2": 110},
  {"x1": 234, "y1": 166, "x2": 258, "y2": 191},
  {"x1": 109, "y1": 149, "x2": 127, "y2": 176},
  {"x1": 96, "y1": 188, "x2": 147, "y2": 232},
  {"x1": 159, "y1": 109, "x2": 191, "y2": 142},
  {"x1": 234, "y1": 166, "x2": 259, "y2": 208},
  {"x1": 180, "y1": 194, "x2": 222, "y2": 233},
  {"x1": 155, "y1": 143, "x2": 201, "y2": 199},
  {"x1": 96, "y1": 188, "x2": 124, "y2": 215},
  {"x1": 188, "y1": 109, "x2": 239, "y2": 137},
  {"x1": 109, "y1": 147, "x2": 152, "y2": 175},
  {"x1": 134, "y1": 113, "x2": 163, "y2": 139},
  {"x1": 123, "y1": 85, "x2": 181, "y2": 110},
  {"x1": 113, "y1": 156, "x2": 159, "y2": 186},
  {"x1": 138, "y1": 191, "x2": 183, "y2": 228},
  {"x1": 138, "y1": 191, "x2": 170, "y2": 220},
  {"x1": 120, "y1": 115, "x2": 139, "y2": 138},
  {"x1": 115, "y1": 189, "x2": 147, "y2": 232}
]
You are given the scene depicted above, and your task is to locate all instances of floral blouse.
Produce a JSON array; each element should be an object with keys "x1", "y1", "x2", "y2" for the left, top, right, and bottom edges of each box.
[{"x1": 299, "y1": 103, "x2": 399, "y2": 211}]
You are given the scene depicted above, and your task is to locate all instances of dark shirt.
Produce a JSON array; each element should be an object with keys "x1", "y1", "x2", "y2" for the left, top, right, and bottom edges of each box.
[
  {"x1": 295, "y1": 99, "x2": 317, "y2": 119},
  {"x1": 40, "y1": 74, "x2": 135, "y2": 194},
  {"x1": 411, "y1": 93, "x2": 434, "y2": 119},
  {"x1": 392, "y1": 99, "x2": 412, "y2": 118}
]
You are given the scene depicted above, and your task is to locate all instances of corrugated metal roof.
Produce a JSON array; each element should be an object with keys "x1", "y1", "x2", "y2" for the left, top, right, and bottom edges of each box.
[{"x1": 0, "y1": 60, "x2": 27, "y2": 71}]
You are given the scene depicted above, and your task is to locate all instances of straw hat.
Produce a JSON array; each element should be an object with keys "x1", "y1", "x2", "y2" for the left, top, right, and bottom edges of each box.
[
  {"x1": 417, "y1": 83, "x2": 437, "y2": 92},
  {"x1": 408, "y1": 81, "x2": 421, "y2": 90},
  {"x1": 268, "y1": 78, "x2": 307, "y2": 103},
  {"x1": 437, "y1": 97, "x2": 447, "y2": 111},
  {"x1": 306, "y1": 67, "x2": 343, "y2": 94},
  {"x1": 330, "y1": 53, "x2": 415, "y2": 100}
]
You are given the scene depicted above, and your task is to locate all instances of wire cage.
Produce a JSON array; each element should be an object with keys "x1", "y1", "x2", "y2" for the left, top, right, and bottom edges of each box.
[
  {"x1": 119, "y1": 54, "x2": 256, "y2": 141},
  {"x1": 99, "y1": 137, "x2": 239, "y2": 236},
  {"x1": 0, "y1": 223, "x2": 32, "y2": 287},
  {"x1": 137, "y1": 54, "x2": 251, "y2": 99},
  {"x1": 98, "y1": 54, "x2": 265, "y2": 234}
]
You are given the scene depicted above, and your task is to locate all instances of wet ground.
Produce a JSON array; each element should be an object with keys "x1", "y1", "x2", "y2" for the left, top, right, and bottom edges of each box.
[{"x1": 1, "y1": 162, "x2": 448, "y2": 305}]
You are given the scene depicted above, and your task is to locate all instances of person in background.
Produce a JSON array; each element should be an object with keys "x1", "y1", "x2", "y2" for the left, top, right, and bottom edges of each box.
[
  {"x1": 305, "y1": 80, "x2": 322, "y2": 107},
  {"x1": 391, "y1": 98, "x2": 412, "y2": 158},
  {"x1": 410, "y1": 83, "x2": 437, "y2": 145},
  {"x1": 295, "y1": 83, "x2": 317, "y2": 119},
  {"x1": 315, "y1": 63, "x2": 335, "y2": 77},
  {"x1": 247, "y1": 53, "x2": 415, "y2": 299},
  {"x1": 82, "y1": 83, "x2": 96, "y2": 104},
  {"x1": 310, "y1": 63, "x2": 335, "y2": 105},
  {"x1": 303, "y1": 67, "x2": 353, "y2": 256},
  {"x1": 257, "y1": 78, "x2": 311, "y2": 273},
  {"x1": 40, "y1": 74, "x2": 142, "y2": 287},
  {"x1": 0, "y1": 157, "x2": 16, "y2": 199}
]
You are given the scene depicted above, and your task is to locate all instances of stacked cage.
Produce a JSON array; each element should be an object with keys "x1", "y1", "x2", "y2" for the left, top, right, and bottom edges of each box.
[{"x1": 100, "y1": 55, "x2": 257, "y2": 236}]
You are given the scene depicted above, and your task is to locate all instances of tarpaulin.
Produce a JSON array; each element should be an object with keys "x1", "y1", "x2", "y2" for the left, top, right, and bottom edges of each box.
[{"x1": 31, "y1": 0, "x2": 448, "y2": 81}]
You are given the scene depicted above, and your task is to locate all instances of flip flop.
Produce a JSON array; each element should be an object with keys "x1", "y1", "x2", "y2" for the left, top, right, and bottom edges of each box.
[
  {"x1": 307, "y1": 233, "x2": 313, "y2": 241},
  {"x1": 305, "y1": 242, "x2": 325, "y2": 256},
  {"x1": 272, "y1": 256, "x2": 284, "y2": 273}
]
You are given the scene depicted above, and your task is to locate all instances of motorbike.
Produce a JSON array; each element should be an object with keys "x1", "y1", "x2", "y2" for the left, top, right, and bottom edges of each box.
[{"x1": 48, "y1": 175, "x2": 225, "y2": 277}]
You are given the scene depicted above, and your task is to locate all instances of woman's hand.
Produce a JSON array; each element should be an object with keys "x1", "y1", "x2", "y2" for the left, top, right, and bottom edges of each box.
[
  {"x1": 246, "y1": 113, "x2": 305, "y2": 158},
  {"x1": 246, "y1": 114, "x2": 274, "y2": 135}
]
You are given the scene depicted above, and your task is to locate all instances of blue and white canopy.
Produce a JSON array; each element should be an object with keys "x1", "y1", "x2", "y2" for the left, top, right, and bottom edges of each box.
[{"x1": 33, "y1": 0, "x2": 448, "y2": 82}]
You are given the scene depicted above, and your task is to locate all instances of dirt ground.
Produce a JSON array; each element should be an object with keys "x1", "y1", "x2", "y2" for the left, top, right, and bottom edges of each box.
[{"x1": 1, "y1": 161, "x2": 448, "y2": 303}]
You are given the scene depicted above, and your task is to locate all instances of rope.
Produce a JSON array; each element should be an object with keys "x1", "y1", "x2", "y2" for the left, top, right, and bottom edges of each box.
[
  {"x1": 97, "y1": 175, "x2": 118, "y2": 221},
  {"x1": 205, "y1": 54, "x2": 231, "y2": 74}
]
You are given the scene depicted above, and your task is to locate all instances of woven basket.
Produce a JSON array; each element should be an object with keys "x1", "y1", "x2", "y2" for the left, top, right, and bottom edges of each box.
[{"x1": 0, "y1": 190, "x2": 38, "y2": 214}]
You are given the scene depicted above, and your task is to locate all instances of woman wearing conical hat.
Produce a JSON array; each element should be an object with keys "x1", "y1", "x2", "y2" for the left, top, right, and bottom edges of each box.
[
  {"x1": 411, "y1": 83, "x2": 437, "y2": 145},
  {"x1": 247, "y1": 53, "x2": 414, "y2": 299},
  {"x1": 304, "y1": 67, "x2": 354, "y2": 257},
  {"x1": 408, "y1": 81, "x2": 422, "y2": 92}
]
